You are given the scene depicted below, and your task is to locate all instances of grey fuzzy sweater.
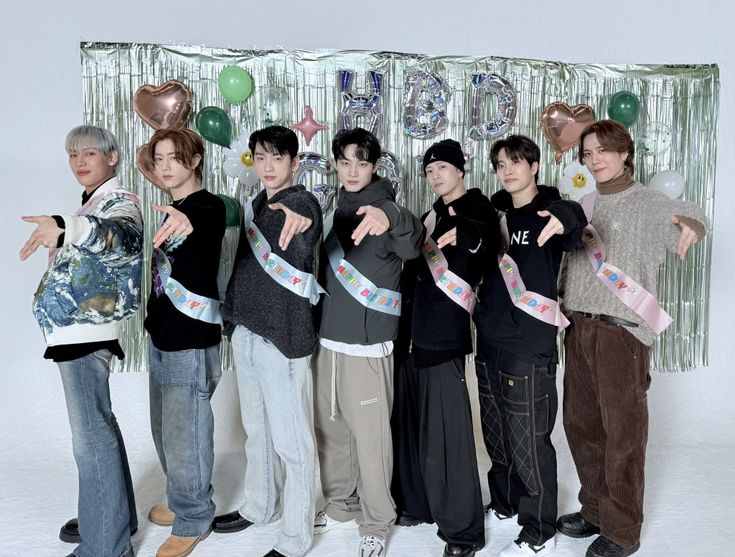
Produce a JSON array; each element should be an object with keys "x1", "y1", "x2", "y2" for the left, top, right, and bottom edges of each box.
[
  {"x1": 561, "y1": 182, "x2": 707, "y2": 346},
  {"x1": 222, "y1": 185, "x2": 323, "y2": 358}
]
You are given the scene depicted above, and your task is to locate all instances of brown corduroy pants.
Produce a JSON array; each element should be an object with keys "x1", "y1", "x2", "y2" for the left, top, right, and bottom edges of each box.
[{"x1": 562, "y1": 313, "x2": 651, "y2": 549}]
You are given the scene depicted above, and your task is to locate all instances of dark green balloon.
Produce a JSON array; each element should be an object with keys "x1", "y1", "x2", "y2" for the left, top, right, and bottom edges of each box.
[
  {"x1": 216, "y1": 194, "x2": 242, "y2": 227},
  {"x1": 607, "y1": 91, "x2": 640, "y2": 127},
  {"x1": 195, "y1": 106, "x2": 232, "y2": 147}
]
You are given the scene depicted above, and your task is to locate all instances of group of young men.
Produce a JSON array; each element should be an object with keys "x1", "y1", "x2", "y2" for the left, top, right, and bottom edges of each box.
[{"x1": 22, "y1": 119, "x2": 706, "y2": 557}]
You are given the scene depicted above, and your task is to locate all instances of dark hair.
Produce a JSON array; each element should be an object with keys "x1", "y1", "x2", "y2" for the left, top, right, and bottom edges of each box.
[
  {"x1": 578, "y1": 120, "x2": 635, "y2": 176},
  {"x1": 249, "y1": 125, "x2": 299, "y2": 159},
  {"x1": 331, "y1": 127, "x2": 381, "y2": 164},
  {"x1": 490, "y1": 135, "x2": 541, "y2": 174},
  {"x1": 149, "y1": 128, "x2": 205, "y2": 181}
]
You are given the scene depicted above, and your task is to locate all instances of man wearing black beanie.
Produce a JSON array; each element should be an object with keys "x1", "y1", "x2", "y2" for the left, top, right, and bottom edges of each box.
[{"x1": 391, "y1": 138, "x2": 500, "y2": 557}]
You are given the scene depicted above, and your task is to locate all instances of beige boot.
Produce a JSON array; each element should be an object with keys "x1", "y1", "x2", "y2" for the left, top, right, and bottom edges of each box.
[
  {"x1": 156, "y1": 530, "x2": 210, "y2": 557},
  {"x1": 148, "y1": 503, "x2": 176, "y2": 526}
]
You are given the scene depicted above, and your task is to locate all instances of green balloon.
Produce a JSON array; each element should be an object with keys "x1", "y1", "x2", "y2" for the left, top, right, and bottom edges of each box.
[
  {"x1": 195, "y1": 106, "x2": 232, "y2": 147},
  {"x1": 607, "y1": 91, "x2": 640, "y2": 127},
  {"x1": 218, "y1": 66, "x2": 254, "y2": 104},
  {"x1": 216, "y1": 194, "x2": 242, "y2": 227}
]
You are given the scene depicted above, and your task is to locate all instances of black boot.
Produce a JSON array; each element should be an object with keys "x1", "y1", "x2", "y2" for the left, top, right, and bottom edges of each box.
[
  {"x1": 212, "y1": 510, "x2": 254, "y2": 534},
  {"x1": 60, "y1": 517, "x2": 138, "y2": 544},
  {"x1": 586, "y1": 536, "x2": 640, "y2": 557},
  {"x1": 557, "y1": 512, "x2": 600, "y2": 538},
  {"x1": 443, "y1": 543, "x2": 476, "y2": 557}
]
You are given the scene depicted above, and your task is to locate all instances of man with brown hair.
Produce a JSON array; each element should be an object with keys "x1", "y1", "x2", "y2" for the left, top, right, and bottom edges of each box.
[
  {"x1": 144, "y1": 128, "x2": 226, "y2": 557},
  {"x1": 558, "y1": 120, "x2": 706, "y2": 557}
]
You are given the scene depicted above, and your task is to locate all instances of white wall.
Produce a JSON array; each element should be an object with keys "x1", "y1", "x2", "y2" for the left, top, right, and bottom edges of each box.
[{"x1": 2, "y1": 1, "x2": 733, "y2": 455}]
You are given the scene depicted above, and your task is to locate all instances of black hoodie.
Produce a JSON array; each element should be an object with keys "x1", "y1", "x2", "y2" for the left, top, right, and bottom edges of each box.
[
  {"x1": 318, "y1": 177, "x2": 425, "y2": 345},
  {"x1": 396, "y1": 188, "x2": 500, "y2": 366},
  {"x1": 473, "y1": 185, "x2": 586, "y2": 356}
]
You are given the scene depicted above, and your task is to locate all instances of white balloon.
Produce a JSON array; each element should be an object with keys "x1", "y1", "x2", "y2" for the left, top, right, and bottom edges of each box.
[{"x1": 649, "y1": 170, "x2": 685, "y2": 199}]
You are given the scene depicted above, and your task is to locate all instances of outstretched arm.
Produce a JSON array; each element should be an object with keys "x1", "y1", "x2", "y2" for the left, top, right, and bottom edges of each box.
[{"x1": 19, "y1": 215, "x2": 63, "y2": 260}]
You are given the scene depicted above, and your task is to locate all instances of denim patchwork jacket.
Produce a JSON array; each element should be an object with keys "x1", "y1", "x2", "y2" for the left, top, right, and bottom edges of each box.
[{"x1": 32, "y1": 178, "x2": 144, "y2": 346}]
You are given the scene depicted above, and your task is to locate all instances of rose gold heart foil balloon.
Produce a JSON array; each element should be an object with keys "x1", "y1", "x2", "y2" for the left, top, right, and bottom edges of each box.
[
  {"x1": 133, "y1": 80, "x2": 193, "y2": 130},
  {"x1": 540, "y1": 102, "x2": 595, "y2": 164},
  {"x1": 136, "y1": 144, "x2": 166, "y2": 191}
]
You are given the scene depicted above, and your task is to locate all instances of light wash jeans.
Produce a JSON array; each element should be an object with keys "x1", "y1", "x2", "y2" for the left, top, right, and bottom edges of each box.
[
  {"x1": 58, "y1": 349, "x2": 137, "y2": 557},
  {"x1": 231, "y1": 325, "x2": 316, "y2": 557},
  {"x1": 148, "y1": 341, "x2": 221, "y2": 537}
]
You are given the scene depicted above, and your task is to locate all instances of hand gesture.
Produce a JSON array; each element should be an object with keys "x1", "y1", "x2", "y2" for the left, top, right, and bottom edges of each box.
[
  {"x1": 671, "y1": 215, "x2": 698, "y2": 261},
  {"x1": 152, "y1": 205, "x2": 193, "y2": 249},
  {"x1": 19, "y1": 215, "x2": 63, "y2": 260},
  {"x1": 436, "y1": 206, "x2": 458, "y2": 248},
  {"x1": 352, "y1": 205, "x2": 389, "y2": 246},
  {"x1": 269, "y1": 202, "x2": 313, "y2": 250},
  {"x1": 536, "y1": 210, "x2": 565, "y2": 247}
]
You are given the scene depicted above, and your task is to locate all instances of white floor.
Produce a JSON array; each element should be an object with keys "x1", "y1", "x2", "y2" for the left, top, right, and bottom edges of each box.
[{"x1": 1, "y1": 365, "x2": 732, "y2": 557}]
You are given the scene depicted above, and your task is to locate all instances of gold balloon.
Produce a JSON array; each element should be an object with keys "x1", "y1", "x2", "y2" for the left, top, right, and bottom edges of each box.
[
  {"x1": 133, "y1": 80, "x2": 193, "y2": 130},
  {"x1": 540, "y1": 102, "x2": 595, "y2": 164}
]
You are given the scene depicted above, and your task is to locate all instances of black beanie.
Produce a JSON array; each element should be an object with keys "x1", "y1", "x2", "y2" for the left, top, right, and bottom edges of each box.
[{"x1": 422, "y1": 139, "x2": 465, "y2": 176}]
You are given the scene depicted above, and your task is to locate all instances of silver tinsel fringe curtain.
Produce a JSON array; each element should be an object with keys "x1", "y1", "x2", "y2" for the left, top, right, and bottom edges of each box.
[{"x1": 79, "y1": 43, "x2": 718, "y2": 373}]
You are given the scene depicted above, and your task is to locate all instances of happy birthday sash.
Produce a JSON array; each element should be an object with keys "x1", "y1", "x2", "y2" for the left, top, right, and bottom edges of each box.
[
  {"x1": 421, "y1": 210, "x2": 476, "y2": 313},
  {"x1": 152, "y1": 248, "x2": 222, "y2": 324},
  {"x1": 499, "y1": 215, "x2": 569, "y2": 330},
  {"x1": 323, "y1": 211, "x2": 402, "y2": 316},
  {"x1": 243, "y1": 198, "x2": 325, "y2": 305},
  {"x1": 579, "y1": 191, "x2": 672, "y2": 334}
]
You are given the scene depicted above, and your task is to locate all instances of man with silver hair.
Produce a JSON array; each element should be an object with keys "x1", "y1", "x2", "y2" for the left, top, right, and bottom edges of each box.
[{"x1": 21, "y1": 125, "x2": 143, "y2": 557}]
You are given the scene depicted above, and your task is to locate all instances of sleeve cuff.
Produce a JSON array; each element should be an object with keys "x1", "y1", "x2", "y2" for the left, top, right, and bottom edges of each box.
[{"x1": 674, "y1": 215, "x2": 706, "y2": 240}]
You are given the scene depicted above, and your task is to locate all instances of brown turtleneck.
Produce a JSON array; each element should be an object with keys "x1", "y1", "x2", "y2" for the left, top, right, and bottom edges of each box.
[{"x1": 596, "y1": 172, "x2": 634, "y2": 195}]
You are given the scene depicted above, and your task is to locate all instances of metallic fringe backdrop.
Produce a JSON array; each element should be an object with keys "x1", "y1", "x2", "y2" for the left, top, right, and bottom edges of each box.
[{"x1": 79, "y1": 43, "x2": 718, "y2": 373}]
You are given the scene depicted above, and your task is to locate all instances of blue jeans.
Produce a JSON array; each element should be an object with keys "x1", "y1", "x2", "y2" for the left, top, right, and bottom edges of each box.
[
  {"x1": 58, "y1": 349, "x2": 137, "y2": 557},
  {"x1": 231, "y1": 325, "x2": 316, "y2": 557},
  {"x1": 148, "y1": 341, "x2": 221, "y2": 537}
]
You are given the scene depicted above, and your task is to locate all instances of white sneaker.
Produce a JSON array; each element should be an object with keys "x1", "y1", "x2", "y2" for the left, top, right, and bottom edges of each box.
[
  {"x1": 484, "y1": 506, "x2": 517, "y2": 529},
  {"x1": 314, "y1": 510, "x2": 358, "y2": 535},
  {"x1": 499, "y1": 537, "x2": 556, "y2": 557},
  {"x1": 359, "y1": 535, "x2": 386, "y2": 557}
]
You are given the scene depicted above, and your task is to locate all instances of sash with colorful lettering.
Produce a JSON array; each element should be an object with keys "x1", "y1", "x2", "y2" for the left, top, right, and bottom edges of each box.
[
  {"x1": 579, "y1": 191, "x2": 672, "y2": 334},
  {"x1": 152, "y1": 248, "x2": 222, "y2": 324},
  {"x1": 243, "y1": 198, "x2": 325, "y2": 305},
  {"x1": 421, "y1": 210, "x2": 476, "y2": 313},
  {"x1": 498, "y1": 215, "x2": 569, "y2": 330},
  {"x1": 323, "y1": 212, "x2": 402, "y2": 316}
]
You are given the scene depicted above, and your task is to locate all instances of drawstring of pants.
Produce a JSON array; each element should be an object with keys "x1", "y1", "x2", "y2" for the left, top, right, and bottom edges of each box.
[{"x1": 329, "y1": 348, "x2": 338, "y2": 421}]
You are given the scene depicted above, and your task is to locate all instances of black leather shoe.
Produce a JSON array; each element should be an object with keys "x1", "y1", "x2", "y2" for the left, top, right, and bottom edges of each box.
[
  {"x1": 443, "y1": 543, "x2": 476, "y2": 557},
  {"x1": 586, "y1": 536, "x2": 640, "y2": 557},
  {"x1": 395, "y1": 511, "x2": 425, "y2": 527},
  {"x1": 59, "y1": 517, "x2": 138, "y2": 544},
  {"x1": 212, "y1": 510, "x2": 253, "y2": 534},
  {"x1": 263, "y1": 550, "x2": 286, "y2": 557},
  {"x1": 557, "y1": 512, "x2": 601, "y2": 538}
]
